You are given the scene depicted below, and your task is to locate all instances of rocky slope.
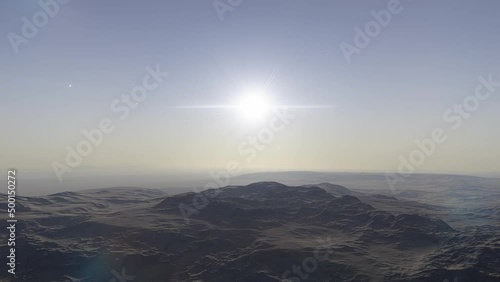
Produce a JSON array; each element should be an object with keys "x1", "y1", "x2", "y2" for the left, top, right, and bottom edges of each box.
[{"x1": 0, "y1": 182, "x2": 498, "y2": 281}]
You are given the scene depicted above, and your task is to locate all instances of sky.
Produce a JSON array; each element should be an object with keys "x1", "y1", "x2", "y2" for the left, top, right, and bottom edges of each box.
[{"x1": 1, "y1": 0, "x2": 499, "y2": 189}]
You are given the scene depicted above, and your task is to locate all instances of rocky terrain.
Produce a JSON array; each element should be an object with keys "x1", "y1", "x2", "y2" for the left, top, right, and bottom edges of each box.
[{"x1": 1, "y1": 181, "x2": 499, "y2": 281}]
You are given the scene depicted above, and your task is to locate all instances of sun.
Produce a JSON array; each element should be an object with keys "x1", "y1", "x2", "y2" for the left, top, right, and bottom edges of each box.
[{"x1": 236, "y1": 92, "x2": 272, "y2": 123}]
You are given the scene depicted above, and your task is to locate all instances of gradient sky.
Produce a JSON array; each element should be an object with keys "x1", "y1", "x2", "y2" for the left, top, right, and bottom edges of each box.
[{"x1": 1, "y1": 0, "x2": 499, "y2": 183}]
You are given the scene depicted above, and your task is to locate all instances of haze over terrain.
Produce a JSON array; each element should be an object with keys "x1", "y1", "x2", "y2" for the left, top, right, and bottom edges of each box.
[{"x1": 1, "y1": 1, "x2": 500, "y2": 281}]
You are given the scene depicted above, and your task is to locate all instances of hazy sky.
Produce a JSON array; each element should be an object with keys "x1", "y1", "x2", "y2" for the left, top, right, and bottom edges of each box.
[{"x1": 1, "y1": 0, "x2": 499, "y2": 183}]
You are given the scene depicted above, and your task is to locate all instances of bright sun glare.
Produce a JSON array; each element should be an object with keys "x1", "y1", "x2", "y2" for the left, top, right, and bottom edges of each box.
[{"x1": 236, "y1": 92, "x2": 272, "y2": 123}]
